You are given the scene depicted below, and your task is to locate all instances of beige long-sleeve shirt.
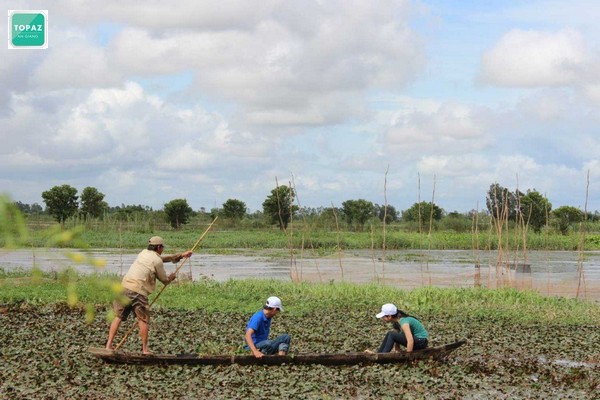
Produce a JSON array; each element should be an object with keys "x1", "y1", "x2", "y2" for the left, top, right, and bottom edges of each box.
[{"x1": 121, "y1": 249, "x2": 181, "y2": 296}]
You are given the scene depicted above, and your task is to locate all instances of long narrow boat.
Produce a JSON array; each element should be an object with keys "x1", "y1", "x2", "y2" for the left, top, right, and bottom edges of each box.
[{"x1": 89, "y1": 339, "x2": 466, "y2": 366}]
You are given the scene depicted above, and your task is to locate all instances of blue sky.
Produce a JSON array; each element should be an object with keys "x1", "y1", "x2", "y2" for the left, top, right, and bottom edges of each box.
[{"x1": 1, "y1": 0, "x2": 599, "y2": 213}]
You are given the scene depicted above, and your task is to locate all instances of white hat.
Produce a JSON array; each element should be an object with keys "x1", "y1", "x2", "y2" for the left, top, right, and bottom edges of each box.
[
  {"x1": 376, "y1": 303, "x2": 397, "y2": 318},
  {"x1": 266, "y1": 296, "x2": 284, "y2": 311}
]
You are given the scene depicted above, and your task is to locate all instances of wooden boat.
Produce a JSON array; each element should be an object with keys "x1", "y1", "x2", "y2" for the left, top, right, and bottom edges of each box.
[{"x1": 89, "y1": 339, "x2": 466, "y2": 366}]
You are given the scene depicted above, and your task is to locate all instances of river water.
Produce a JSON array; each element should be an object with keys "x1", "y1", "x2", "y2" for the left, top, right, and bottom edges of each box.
[{"x1": 1, "y1": 248, "x2": 599, "y2": 301}]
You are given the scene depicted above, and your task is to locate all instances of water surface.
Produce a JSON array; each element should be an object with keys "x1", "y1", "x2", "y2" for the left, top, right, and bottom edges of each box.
[{"x1": 1, "y1": 248, "x2": 598, "y2": 301}]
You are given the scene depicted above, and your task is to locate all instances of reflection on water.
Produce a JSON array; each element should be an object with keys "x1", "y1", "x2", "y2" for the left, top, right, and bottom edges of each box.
[{"x1": 1, "y1": 248, "x2": 599, "y2": 300}]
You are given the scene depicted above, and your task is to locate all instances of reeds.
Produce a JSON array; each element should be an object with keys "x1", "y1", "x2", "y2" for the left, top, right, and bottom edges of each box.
[{"x1": 576, "y1": 171, "x2": 590, "y2": 298}]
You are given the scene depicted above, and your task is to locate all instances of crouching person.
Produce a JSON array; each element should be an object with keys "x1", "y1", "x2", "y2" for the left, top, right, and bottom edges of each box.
[
  {"x1": 375, "y1": 303, "x2": 429, "y2": 353},
  {"x1": 244, "y1": 296, "x2": 291, "y2": 358}
]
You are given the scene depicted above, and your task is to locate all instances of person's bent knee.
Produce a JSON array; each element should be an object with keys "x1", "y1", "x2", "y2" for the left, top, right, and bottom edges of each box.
[
  {"x1": 278, "y1": 334, "x2": 291, "y2": 353},
  {"x1": 280, "y1": 333, "x2": 291, "y2": 344}
]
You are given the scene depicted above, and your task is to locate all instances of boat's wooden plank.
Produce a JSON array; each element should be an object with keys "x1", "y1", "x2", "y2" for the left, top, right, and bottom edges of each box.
[{"x1": 89, "y1": 339, "x2": 466, "y2": 366}]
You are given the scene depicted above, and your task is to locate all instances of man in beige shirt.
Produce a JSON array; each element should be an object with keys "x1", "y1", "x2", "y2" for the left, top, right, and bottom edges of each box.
[{"x1": 105, "y1": 236, "x2": 192, "y2": 354}]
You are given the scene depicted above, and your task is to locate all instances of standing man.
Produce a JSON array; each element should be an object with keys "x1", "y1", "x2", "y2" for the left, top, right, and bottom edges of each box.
[
  {"x1": 245, "y1": 296, "x2": 291, "y2": 358},
  {"x1": 105, "y1": 236, "x2": 192, "y2": 354}
]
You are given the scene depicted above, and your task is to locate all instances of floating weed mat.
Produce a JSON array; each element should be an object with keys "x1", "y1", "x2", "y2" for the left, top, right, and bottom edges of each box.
[{"x1": 1, "y1": 304, "x2": 599, "y2": 399}]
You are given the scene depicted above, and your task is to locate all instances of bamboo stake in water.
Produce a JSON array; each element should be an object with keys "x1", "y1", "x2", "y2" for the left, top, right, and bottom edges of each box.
[
  {"x1": 576, "y1": 171, "x2": 590, "y2": 298},
  {"x1": 331, "y1": 202, "x2": 344, "y2": 281},
  {"x1": 381, "y1": 166, "x2": 389, "y2": 281},
  {"x1": 291, "y1": 173, "x2": 323, "y2": 283},
  {"x1": 114, "y1": 217, "x2": 218, "y2": 351},
  {"x1": 426, "y1": 174, "x2": 436, "y2": 286}
]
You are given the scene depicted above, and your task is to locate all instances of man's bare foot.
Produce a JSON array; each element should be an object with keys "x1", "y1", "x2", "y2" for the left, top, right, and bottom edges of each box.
[{"x1": 364, "y1": 349, "x2": 375, "y2": 354}]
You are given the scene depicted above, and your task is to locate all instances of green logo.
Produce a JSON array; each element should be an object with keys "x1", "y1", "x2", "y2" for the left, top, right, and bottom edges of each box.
[{"x1": 9, "y1": 10, "x2": 48, "y2": 49}]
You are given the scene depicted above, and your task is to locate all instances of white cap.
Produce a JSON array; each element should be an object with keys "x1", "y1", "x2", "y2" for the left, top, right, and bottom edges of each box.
[
  {"x1": 376, "y1": 303, "x2": 397, "y2": 318},
  {"x1": 266, "y1": 296, "x2": 284, "y2": 311}
]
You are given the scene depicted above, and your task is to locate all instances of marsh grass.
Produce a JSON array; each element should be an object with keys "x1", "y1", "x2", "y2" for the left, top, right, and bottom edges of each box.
[
  {"x1": 8, "y1": 221, "x2": 596, "y2": 251},
  {"x1": 1, "y1": 270, "x2": 599, "y2": 325}
]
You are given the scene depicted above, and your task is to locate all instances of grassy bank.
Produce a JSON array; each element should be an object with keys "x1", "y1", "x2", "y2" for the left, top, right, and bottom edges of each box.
[
  {"x1": 1, "y1": 270, "x2": 599, "y2": 324},
  {"x1": 17, "y1": 225, "x2": 600, "y2": 251}
]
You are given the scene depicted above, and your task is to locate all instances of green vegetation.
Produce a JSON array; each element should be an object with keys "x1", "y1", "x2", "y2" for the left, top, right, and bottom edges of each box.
[
  {"x1": 163, "y1": 198, "x2": 193, "y2": 229},
  {"x1": 1, "y1": 271, "x2": 598, "y2": 325},
  {"x1": 553, "y1": 205, "x2": 585, "y2": 235},
  {"x1": 80, "y1": 186, "x2": 108, "y2": 220},
  {"x1": 7, "y1": 222, "x2": 600, "y2": 251},
  {"x1": 341, "y1": 199, "x2": 376, "y2": 229},
  {"x1": 1, "y1": 272, "x2": 599, "y2": 398},
  {"x1": 9, "y1": 179, "x2": 600, "y2": 254},
  {"x1": 221, "y1": 198, "x2": 247, "y2": 223},
  {"x1": 41, "y1": 184, "x2": 79, "y2": 223},
  {"x1": 262, "y1": 184, "x2": 297, "y2": 230},
  {"x1": 2, "y1": 193, "x2": 600, "y2": 399}
]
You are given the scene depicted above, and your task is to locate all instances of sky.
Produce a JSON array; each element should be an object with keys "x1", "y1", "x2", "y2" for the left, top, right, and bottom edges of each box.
[{"x1": 1, "y1": 0, "x2": 599, "y2": 214}]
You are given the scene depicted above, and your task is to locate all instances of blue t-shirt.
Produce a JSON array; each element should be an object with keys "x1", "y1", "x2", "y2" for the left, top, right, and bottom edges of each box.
[{"x1": 246, "y1": 309, "x2": 271, "y2": 344}]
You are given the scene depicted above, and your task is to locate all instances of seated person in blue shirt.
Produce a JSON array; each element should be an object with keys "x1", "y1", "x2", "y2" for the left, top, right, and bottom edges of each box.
[{"x1": 244, "y1": 296, "x2": 291, "y2": 358}]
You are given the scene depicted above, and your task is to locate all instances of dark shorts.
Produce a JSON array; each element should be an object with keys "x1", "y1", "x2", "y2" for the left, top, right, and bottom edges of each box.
[{"x1": 112, "y1": 289, "x2": 150, "y2": 323}]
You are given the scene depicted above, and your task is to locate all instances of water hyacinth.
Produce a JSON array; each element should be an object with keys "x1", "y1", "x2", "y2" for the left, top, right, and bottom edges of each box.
[{"x1": 0, "y1": 296, "x2": 599, "y2": 399}]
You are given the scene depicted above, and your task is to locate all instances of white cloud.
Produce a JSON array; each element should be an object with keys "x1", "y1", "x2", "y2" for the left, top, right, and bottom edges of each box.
[
  {"x1": 480, "y1": 29, "x2": 587, "y2": 87},
  {"x1": 515, "y1": 90, "x2": 568, "y2": 121},
  {"x1": 30, "y1": 29, "x2": 121, "y2": 89},
  {"x1": 418, "y1": 154, "x2": 488, "y2": 177},
  {"x1": 382, "y1": 101, "x2": 488, "y2": 156},
  {"x1": 99, "y1": 0, "x2": 424, "y2": 128},
  {"x1": 2, "y1": 1, "x2": 600, "y2": 213},
  {"x1": 58, "y1": 0, "x2": 273, "y2": 30}
]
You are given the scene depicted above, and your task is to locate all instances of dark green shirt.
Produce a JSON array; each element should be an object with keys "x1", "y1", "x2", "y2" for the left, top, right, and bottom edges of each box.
[{"x1": 400, "y1": 317, "x2": 428, "y2": 339}]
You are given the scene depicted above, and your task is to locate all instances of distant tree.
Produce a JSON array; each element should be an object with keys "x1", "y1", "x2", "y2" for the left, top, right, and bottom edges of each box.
[
  {"x1": 15, "y1": 201, "x2": 44, "y2": 215},
  {"x1": 80, "y1": 186, "x2": 108, "y2": 219},
  {"x1": 164, "y1": 199, "x2": 193, "y2": 229},
  {"x1": 519, "y1": 189, "x2": 552, "y2": 233},
  {"x1": 14, "y1": 201, "x2": 30, "y2": 214},
  {"x1": 588, "y1": 211, "x2": 600, "y2": 222},
  {"x1": 486, "y1": 183, "x2": 517, "y2": 222},
  {"x1": 262, "y1": 185, "x2": 298, "y2": 230},
  {"x1": 209, "y1": 207, "x2": 220, "y2": 220},
  {"x1": 375, "y1": 204, "x2": 399, "y2": 224},
  {"x1": 440, "y1": 211, "x2": 472, "y2": 232},
  {"x1": 222, "y1": 199, "x2": 247, "y2": 222},
  {"x1": 112, "y1": 204, "x2": 153, "y2": 221},
  {"x1": 313, "y1": 207, "x2": 340, "y2": 229},
  {"x1": 341, "y1": 199, "x2": 376, "y2": 229},
  {"x1": 551, "y1": 206, "x2": 584, "y2": 235},
  {"x1": 402, "y1": 201, "x2": 444, "y2": 225},
  {"x1": 30, "y1": 203, "x2": 43, "y2": 214},
  {"x1": 41, "y1": 184, "x2": 79, "y2": 223}
]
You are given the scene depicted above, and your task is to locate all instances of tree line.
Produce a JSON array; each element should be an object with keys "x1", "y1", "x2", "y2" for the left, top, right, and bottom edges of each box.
[{"x1": 12, "y1": 182, "x2": 599, "y2": 234}]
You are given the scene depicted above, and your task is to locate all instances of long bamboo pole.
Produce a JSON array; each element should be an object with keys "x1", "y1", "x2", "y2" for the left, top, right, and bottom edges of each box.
[{"x1": 114, "y1": 217, "x2": 218, "y2": 351}]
